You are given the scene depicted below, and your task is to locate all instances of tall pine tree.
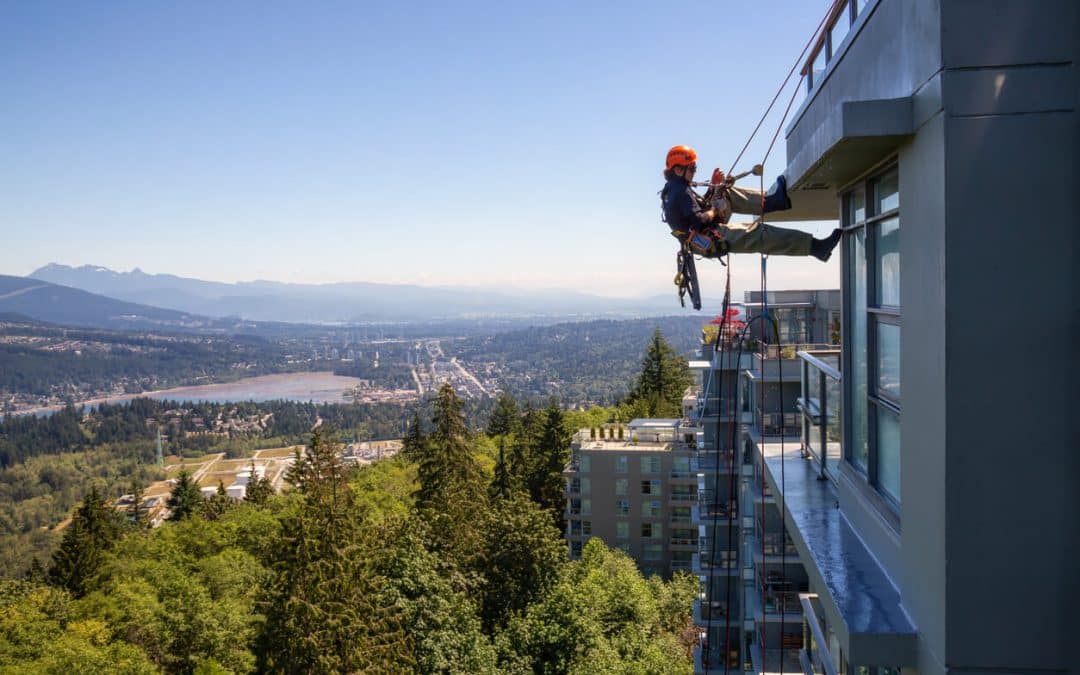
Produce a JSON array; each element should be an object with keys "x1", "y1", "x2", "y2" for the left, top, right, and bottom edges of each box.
[
  {"x1": 414, "y1": 384, "x2": 483, "y2": 512},
  {"x1": 486, "y1": 393, "x2": 521, "y2": 438},
  {"x1": 243, "y1": 461, "x2": 274, "y2": 506},
  {"x1": 166, "y1": 469, "x2": 203, "y2": 522},
  {"x1": 527, "y1": 398, "x2": 572, "y2": 526},
  {"x1": 48, "y1": 486, "x2": 122, "y2": 598},
  {"x1": 627, "y1": 328, "x2": 692, "y2": 417},
  {"x1": 258, "y1": 429, "x2": 411, "y2": 672}
]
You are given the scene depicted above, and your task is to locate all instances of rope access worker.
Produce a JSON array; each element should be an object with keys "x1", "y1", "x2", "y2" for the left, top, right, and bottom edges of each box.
[{"x1": 661, "y1": 145, "x2": 842, "y2": 261}]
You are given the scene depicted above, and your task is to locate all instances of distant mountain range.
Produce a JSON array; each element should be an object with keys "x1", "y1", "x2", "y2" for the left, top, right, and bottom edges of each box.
[
  {"x1": 29, "y1": 264, "x2": 677, "y2": 324},
  {"x1": 0, "y1": 274, "x2": 234, "y2": 332}
]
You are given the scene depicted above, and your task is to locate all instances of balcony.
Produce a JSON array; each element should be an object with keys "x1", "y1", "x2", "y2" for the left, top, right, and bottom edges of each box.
[
  {"x1": 692, "y1": 597, "x2": 732, "y2": 625},
  {"x1": 697, "y1": 502, "x2": 736, "y2": 524},
  {"x1": 670, "y1": 535, "x2": 700, "y2": 551},
  {"x1": 669, "y1": 491, "x2": 697, "y2": 504},
  {"x1": 796, "y1": 349, "x2": 842, "y2": 480},
  {"x1": 693, "y1": 550, "x2": 739, "y2": 576},
  {"x1": 670, "y1": 505, "x2": 699, "y2": 526},
  {"x1": 749, "y1": 644, "x2": 803, "y2": 675},
  {"x1": 670, "y1": 557, "x2": 694, "y2": 572},
  {"x1": 755, "y1": 438, "x2": 917, "y2": 666},
  {"x1": 693, "y1": 638, "x2": 740, "y2": 674},
  {"x1": 755, "y1": 408, "x2": 801, "y2": 438},
  {"x1": 694, "y1": 453, "x2": 734, "y2": 473}
]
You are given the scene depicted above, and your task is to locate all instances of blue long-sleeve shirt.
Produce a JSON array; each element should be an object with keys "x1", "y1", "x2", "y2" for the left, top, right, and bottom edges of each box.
[{"x1": 662, "y1": 175, "x2": 713, "y2": 233}]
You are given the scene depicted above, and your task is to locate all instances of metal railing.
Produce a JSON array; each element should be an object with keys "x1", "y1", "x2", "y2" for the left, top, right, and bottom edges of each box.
[
  {"x1": 797, "y1": 349, "x2": 842, "y2": 481},
  {"x1": 799, "y1": 594, "x2": 840, "y2": 675},
  {"x1": 755, "y1": 407, "x2": 802, "y2": 436}
]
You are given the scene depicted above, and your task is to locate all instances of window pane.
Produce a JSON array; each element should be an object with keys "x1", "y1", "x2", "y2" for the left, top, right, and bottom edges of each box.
[
  {"x1": 848, "y1": 228, "x2": 869, "y2": 472},
  {"x1": 829, "y1": 13, "x2": 849, "y2": 58},
  {"x1": 876, "y1": 321, "x2": 901, "y2": 400},
  {"x1": 811, "y1": 47, "x2": 826, "y2": 88},
  {"x1": 873, "y1": 216, "x2": 900, "y2": 306},
  {"x1": 580, "y1": 456, "x2": 590, "y2": 473},
  {"x1": 848, "y1": 188, "x2": 865, "y2": 224},
  {"x1": 876, "y1": 407, "x2": 901, "y2": 502},
  {"x1": 615, "y1": 479, "x2": 627, "y2": 495},
  {"x1": 874, "y1": 168, "x2": 899, "y2": 213},
  {"x1": 615, "y1": 456, "x2": 627, "y2": 473},
  {"x1": 616, "y1": 521, "x2": 629, "y2": 538},
  {"x1": 580, "y1": 477, "x2": 590, "y2": 494}
]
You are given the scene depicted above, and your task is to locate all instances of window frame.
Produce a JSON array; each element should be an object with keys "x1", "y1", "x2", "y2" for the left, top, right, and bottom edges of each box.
[{"x1": 842, "y1": 161, "x2": 902, "y2": 513}]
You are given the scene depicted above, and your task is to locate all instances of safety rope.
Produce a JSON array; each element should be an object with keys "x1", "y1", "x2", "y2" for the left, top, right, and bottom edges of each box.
[
  {"x1": 704, "y1": 4, "x2": 840, "y2": 669},
  {"x1": 725, "y1": 0, "x2": 840, "y2": 175}
]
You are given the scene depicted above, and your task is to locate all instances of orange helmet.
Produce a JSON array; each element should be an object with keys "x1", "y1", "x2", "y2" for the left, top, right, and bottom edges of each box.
[{"x1": 666, "y1": 145, "x2": 697, "y2": 170}]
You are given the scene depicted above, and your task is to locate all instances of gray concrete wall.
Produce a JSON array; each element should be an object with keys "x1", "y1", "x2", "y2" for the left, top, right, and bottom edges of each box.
[
  {"x1": 782, "y1": 0, "x2": 1078, "y2": 672},
  {"x1": 938, "y1": 2, "x2": 1078, "y2": 671},
  {"x1": 785, "y1": 0, "x2": 943, "y2": 172},
  {"x1": 897, "y1": 109, "x2": 948, "y2": 675}
]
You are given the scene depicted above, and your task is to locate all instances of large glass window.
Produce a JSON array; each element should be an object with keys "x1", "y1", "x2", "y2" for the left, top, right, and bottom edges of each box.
[
  {"x1": 615, "y1": 479, "x2": 627, "y2": 496},
  {"x1": 844, "y1": 165, "x2": 901, "y2": 509},
  {"x1": 615, "y1": 456, "x2": 628, "y2": 473},
  {"x1": 848, "y1": 227, "x2": 869, "y2": 473},
  {"x1": 616, "y1": 521, "x2": 629, "y2": 538},
  {"x1": 641, "y1": 456, "x2": 661, "y2": 473}
]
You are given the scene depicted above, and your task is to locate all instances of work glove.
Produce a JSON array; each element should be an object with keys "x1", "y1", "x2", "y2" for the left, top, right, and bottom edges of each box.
[{"x1": 710, "y1": 193, "x2": 732, "y2": 225}]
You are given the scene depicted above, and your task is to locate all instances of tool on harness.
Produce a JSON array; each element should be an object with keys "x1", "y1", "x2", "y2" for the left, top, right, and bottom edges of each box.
[{"x1": 673, "y1": 243, "x2": 702, "y2": 311}]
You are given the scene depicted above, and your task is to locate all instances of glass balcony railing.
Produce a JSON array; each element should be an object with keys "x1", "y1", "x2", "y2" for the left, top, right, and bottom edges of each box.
[{"x1": 797, "y1": 349, "x2": 842, "y2": 480}]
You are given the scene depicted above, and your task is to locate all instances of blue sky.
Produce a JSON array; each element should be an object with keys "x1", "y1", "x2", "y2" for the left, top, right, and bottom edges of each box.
[{"x1": 1, "y1": 1, "x2": 839, "y2": 298}]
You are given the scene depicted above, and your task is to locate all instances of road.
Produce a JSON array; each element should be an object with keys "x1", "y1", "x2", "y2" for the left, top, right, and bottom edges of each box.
[{"x1": 450, "y1": 357, "x2": 489, "y2": 396}]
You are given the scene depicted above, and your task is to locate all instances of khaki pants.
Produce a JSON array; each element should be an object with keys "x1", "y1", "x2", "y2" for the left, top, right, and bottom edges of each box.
[
  {"x1": 726, "y1": 184, "x2": 768, "y2": 215},
  {"x1": 715, "y1": 219, "x2": 812, "y2": 256}
]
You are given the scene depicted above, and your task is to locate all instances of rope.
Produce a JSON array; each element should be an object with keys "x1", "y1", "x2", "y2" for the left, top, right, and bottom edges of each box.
[
  {"x1": 725, "y1": 0, "x2": 839, "y2": 175},
  {"x1": 703, "y1": 4, "x2": 838, "y2": 668}
]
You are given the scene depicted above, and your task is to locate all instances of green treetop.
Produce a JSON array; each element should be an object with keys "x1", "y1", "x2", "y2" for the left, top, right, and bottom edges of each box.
[{"x1": 627, "y1": 328, "x2": 692, "y2": 418}]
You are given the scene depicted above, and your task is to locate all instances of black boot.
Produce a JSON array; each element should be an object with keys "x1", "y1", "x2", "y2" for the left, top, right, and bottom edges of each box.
[
  {"x1": 763, "y1": 175, "x2": 792, "y2": 212},
  {"x1": 811, "y1": 228, "x2": 842, "y2": 262}
]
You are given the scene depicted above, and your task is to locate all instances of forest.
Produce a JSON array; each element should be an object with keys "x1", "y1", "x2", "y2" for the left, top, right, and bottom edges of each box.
[{"x1": 0, "y1": 381, "x2": 698, "y2": 673}]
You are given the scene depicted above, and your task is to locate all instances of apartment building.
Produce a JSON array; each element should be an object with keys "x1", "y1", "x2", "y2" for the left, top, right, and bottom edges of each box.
[
  {"x1": 698, "y1": 1, "x2": 1077, "y2": 674},
  {"x1": 694, "y1": 291, "x2": 839, "y2": 674},
  {"x1": 563, "y1": 419, "x2": 700, "y2": 577}
]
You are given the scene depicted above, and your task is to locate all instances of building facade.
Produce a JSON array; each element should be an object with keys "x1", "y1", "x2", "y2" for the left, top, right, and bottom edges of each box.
[
  {"x1": 696, "y1": 1, "x2": 1078, "y2": 674},
  {"x1": 563, "y1": 419, "x2": 700, "y2": 578}
]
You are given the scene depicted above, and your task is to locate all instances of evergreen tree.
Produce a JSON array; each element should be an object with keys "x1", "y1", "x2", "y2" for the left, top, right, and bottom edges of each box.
[
  {"x1": 258, "y1": 430, "x2": 411, "y2": 672},
  {"x1": 285, "y1": 428, "x2": 352, "y2": 509},
  {"x1": 166, "y1": 469, "x2": 203, "y2": 522},
  {"x1": 243, "y1": 461, "x2": 274, "y2": 506},
  {"x1": 488, "y1": 439, "x2": 514, "y2": 501},
  {"x1": 400, "y1": 412, "x2": 427, "y2": 463},
  {"x1": 48, "y1": 486, "x2": 122, "y2": 598},
  {"x1": 508, "y1": 401, "x2": 540, "y2": 488},
  {"x1": 627, "y1": 328, "x2": 691, "y2": 417},
  {"x1": 201, "y1": 481, "x2": 234, "y2": 521},
  {"x1": 527, "y1": 398, "x2": 572, "y2": 523},
  {"x1": 129, "y1": 481, "x2": 150, "y2": 530},
  {"x1": 486, "y1": 393, "x2": 520, "y2": 437},
  {"x1": 414, "y1": 384, "x2": 483, "y2": 512}
]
